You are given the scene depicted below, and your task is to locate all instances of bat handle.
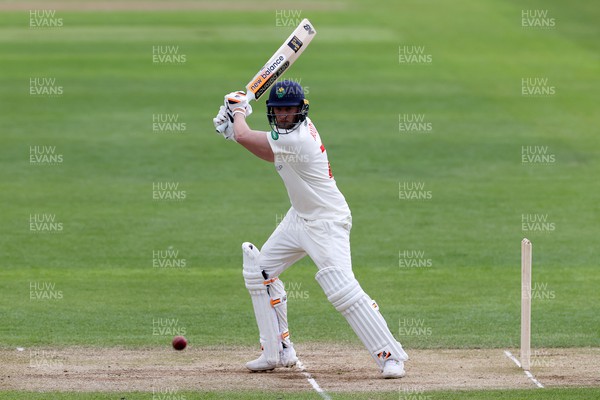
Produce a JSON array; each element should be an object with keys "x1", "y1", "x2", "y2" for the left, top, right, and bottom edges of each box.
[
  {"x1": 215, "y1": 124, "x2": 226, "y2": 134},
  {"x1": 246, "y1": 91, "x2": 256, "y2": 102}
]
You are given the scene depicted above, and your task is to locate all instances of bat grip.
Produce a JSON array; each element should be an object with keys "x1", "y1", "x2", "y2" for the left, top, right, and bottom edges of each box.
[{"x1": 246, "y1": 91, "x2": 256, "y2": 102}]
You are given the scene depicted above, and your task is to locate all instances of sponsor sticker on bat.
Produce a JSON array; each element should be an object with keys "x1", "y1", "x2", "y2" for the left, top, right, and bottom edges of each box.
[
  {"x1": 248, "y1": 54, "x2": 287, "y2": 95},
  {"x1": 254, "y1": 61, "x2": 290, "y2": 99},
  {"x1": 287, "y1": 36, "x2": 303, "y2": 53}
]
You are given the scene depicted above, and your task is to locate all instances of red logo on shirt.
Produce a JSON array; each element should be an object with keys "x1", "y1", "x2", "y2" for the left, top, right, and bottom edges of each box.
[
  {"x1": 309, "y1": 122, "x2": 332, "y2": 178},
  {"x1": 309, "y1": 122, "x2": 318, "y2": 141}
]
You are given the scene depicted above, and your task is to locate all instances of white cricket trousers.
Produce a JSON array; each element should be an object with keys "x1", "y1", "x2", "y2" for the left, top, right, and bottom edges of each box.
[{"x1": 259, "y1": 208, "x2": 353, "y2": 277}]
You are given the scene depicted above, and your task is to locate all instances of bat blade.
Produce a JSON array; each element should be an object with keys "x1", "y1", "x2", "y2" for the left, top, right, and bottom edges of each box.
[{"x1": 245, "y1": 18, "x2": 317, "y2": 102}]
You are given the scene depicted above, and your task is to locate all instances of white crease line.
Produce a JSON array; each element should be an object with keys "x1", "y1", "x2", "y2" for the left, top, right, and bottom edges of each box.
[
  {"x1": 524, "y1": 369, "x2": 545, "y2": 388},
  {"x1": 503, "y1": 350, "x2": 544, "y2": 388},
  {"x1": 504, "y1": 349, "x2": 523, "y2": 368},
  {"x1": 296, "y1": 359, "x2": 332, "y2": 400}
]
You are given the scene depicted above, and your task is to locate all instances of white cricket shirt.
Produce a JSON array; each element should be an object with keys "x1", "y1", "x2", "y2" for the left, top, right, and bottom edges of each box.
[{"x1": 267, "y1": 117, "x2": 351, "y2": 221}]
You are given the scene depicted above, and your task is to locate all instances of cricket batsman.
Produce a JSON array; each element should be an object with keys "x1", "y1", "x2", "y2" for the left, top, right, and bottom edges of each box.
[{"x1": 212, "y1": 81, "x2": 408, "y2": 378}]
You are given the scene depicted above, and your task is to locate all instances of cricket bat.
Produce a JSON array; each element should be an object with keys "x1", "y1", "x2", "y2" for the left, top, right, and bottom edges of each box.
[
  {"x1": 245, "y1": 18, "x2": 317, "y2": 101},
  {"x1": 216, "y1": 19, "x2": 316, "y2": 134}
]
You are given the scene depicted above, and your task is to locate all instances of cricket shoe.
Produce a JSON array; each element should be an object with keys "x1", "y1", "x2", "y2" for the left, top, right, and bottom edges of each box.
[
  {"x1": 277, "y1": 344, "x2": 298, "y2": 368},
  {"x1": 382, "y1": 359, "x2": 405, "y2": 379},
  {"x1": 245, "y1": 353, "x2": 277, "y2": 372},
  {"x1": 246, "y1": 344, "x2": 298, "y2": 371}
]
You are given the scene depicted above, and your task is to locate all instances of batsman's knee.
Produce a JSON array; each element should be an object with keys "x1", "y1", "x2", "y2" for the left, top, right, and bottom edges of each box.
[
  {"x1": 242, "y1": 242, "x2": 264, "y2": 291},
  {"x1": 315, "y1": 267, "x2": 364, "y2": 313},
  {"x1": 242, "y1": 242, "x2": 283, "y2": 294}
]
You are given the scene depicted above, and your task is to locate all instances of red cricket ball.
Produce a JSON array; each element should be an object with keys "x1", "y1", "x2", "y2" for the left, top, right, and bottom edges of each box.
[{"x1": 172, "y1": 336, "x2": 187, "y2": 351}]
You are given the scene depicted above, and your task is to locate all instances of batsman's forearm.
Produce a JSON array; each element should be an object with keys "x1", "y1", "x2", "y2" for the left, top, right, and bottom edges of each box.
[
  {"x1": 232, "y1": 113, "x2": 252, "y2": 141},
  {"x1": 233, "y1": 114, "x2": 274, "y2": 162}
]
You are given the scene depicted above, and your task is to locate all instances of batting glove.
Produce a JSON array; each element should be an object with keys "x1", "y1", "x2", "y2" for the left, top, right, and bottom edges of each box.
[
  {"x1": 213, "y1": 105, "x2": 236, "y2": 141},
  {"x1": 224, "y1": 91, "x2": 253, "y2": 118}
]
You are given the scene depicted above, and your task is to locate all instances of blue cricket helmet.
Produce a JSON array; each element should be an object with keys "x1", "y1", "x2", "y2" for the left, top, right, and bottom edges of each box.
[{"x1": 266, "y1": 80, "x2": 309, "y2": 134}]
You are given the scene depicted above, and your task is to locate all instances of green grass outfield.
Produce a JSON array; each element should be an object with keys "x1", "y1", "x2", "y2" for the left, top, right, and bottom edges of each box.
[{"x1": 1, "y1": 0, "x2": 599, "y2": 398}]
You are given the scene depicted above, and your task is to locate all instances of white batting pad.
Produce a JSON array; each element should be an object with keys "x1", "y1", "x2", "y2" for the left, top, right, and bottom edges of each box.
[
  {"x1": 242, "y1": 242, "x2": 281, "y2": 364},
  {"x1": 315, "y1": 267, "x2": 408, "y2": 369}
]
